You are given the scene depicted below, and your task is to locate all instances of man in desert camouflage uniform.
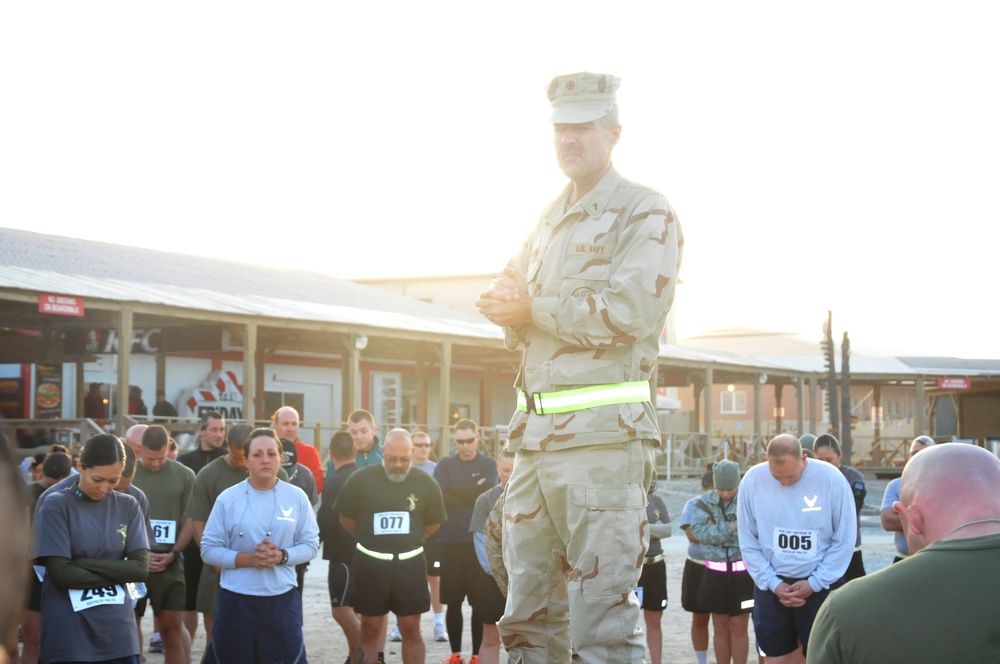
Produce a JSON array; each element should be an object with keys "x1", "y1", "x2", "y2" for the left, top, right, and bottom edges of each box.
[{"x1": 476, "y1": 72, "x2": 683, "y2": 664}]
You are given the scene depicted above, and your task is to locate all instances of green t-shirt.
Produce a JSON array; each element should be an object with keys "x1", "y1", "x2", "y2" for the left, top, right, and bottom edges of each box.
[
  {"x1": 133, "y1": 459, "x2": 195, "y2": 552},
  {"x1": 809, "y1": 534, "x2": 1000, "y2": 663},
  {"x1": 335, "y1": 464, "x2": 446, "y2": 553}
]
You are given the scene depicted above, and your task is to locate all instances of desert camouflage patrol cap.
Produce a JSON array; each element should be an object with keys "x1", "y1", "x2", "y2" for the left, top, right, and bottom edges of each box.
[{"x1": 546, "y1": 71, "x2": 620, "y2": 124}]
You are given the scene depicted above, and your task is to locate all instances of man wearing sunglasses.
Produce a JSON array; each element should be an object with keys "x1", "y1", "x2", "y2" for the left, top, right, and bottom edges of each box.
[{"x1": 433, "y1": 419, "x2": 499, "y2": 664}]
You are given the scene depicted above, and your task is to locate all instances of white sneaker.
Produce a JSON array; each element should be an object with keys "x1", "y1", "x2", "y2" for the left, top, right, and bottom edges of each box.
[
  {"x1": 389, "y1": 624, "x2": 402, "y2": 642},
  {"x1": 434, "y1": 623, "x2": 448, "y2": 642}
]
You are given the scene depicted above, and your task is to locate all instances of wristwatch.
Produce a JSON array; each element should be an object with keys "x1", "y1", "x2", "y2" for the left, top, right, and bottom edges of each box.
[{"x1": 279, "y1": 549, "x2": 289, "y2": 565}]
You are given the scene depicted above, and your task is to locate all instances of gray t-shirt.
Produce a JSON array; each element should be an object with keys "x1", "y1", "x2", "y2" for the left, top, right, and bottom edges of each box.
[
  {"x1": 738, "y1": 458, "x2": 856, "y2": 593},
  {"x1": 32, "y1": 486, "x2": 148, "y2": 663}
]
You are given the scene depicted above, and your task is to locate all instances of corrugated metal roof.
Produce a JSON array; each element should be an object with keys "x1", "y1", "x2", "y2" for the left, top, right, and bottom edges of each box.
[
  {"x1": 660, "y1": 344, "x2": 806, "y2": 374},
  {"x1": 898, "y1": 357, "x2": 1000, "y2": 376},
  {"x1": 0, "y1": 227, "x2": 502, "y2": 342},
  {"x1": 757, "y1": 355, "x2": 921, "y2": 376}
]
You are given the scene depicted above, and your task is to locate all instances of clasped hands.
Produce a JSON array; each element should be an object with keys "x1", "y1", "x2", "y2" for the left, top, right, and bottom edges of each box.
[
  {"x1": 250, "y1": 537, "x2": 282, "y2": 569},
  {"x1": 775, "y1": 580, "x2": 814, "y2": 607},
  {"x1": 475, "y1": 267, "x2": 533, "y2": 328}
]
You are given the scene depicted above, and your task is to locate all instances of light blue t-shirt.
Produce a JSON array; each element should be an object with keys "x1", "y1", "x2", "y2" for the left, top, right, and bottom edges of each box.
[
  {"x1": 680, "y1": 495, "x2": 705, "y2": 560},
  {"x1": 880, "y1": 478, "x2": 908, "y2": 555},
  {"x1": 202, "y1": 479, "x2": 319, "y2": 596}
]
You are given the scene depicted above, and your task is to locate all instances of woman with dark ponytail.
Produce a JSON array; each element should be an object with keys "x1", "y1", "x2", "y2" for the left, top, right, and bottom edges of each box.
[{"x1": 32, "y1": 433, "x2": 150, "y2": 664}]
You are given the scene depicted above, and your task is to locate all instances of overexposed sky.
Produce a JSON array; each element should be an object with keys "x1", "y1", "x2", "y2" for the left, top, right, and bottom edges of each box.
[{"x1": 2, "y1": 2, "x2": 998, "y2": 357}]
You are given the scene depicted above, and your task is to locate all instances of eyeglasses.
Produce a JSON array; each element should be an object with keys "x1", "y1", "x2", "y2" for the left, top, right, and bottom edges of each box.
[
  {"x1": 413, "y1": 443, "x2": 431, "y2": 448},
  {"x1": 455, "y1": 438, "x2": 477, "y2": 445}
]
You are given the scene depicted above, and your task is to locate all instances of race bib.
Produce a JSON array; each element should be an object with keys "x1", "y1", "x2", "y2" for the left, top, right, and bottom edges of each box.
[
  {"x1": 69, "y1": 585, "x2": 126, "y2": 612},
  {"x1": 772, "y1": 528, "x2": 817, "y2": 558},
  {"x1": 373, "y1": 511, "x2": 410, "y2": 535},
  {"x1": 150, "y1": 519, "x2": 176, "y2": 545}
]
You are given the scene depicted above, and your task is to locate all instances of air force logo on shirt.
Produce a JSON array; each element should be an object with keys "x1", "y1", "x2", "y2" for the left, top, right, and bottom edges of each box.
[
  {"x1": 278, "y1": 505, "x2": 295, "y2": 522},
  {"x1": 802, "y1": 495, "x2": 821, "y2": 512}
]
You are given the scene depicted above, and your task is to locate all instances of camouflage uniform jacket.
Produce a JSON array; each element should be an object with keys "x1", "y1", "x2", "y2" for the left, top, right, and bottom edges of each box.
[
  {"x1": 690, "y1": 489, "x2": 743, "y2": 563},
  {"x1": 504, "y1": 166, "x2": 683, "y2": 452}
]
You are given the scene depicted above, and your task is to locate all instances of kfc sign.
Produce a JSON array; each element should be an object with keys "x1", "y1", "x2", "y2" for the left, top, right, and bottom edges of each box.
[{"x1": 66, "y1": 328, "x2": 162, "y2": 355}]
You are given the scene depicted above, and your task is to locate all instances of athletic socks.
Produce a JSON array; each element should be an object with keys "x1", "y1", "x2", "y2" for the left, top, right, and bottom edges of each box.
[
  {"x1": 435, "y1": 612, "x2": 445, "y2": 626},
  {"x1": 695, "y1": 650, "x2": 708, "y2": 664}
]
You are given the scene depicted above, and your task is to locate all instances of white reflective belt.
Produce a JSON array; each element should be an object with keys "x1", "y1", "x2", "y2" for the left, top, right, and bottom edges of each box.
[
  {"x1": 356, "y1": 543, "x2": 424, "y2": 561},
  {"x1": 516, "y1": 381, "x2": 651, "y2": 415}
]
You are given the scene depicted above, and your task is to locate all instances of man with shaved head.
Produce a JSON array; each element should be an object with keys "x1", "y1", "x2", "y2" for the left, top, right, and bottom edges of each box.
[
  {"x1": 810, "y1": 443, "x2": 1000, "y2": 663},
  {"x1": 737, "y1": 434, "x2": 856, "y2": 663},
  {"x1": 125, "y1": 423, "x2": 148, "y2": 453},
  {"x1": 273, "y1": 405, "x2": 324, "y2": 492}
]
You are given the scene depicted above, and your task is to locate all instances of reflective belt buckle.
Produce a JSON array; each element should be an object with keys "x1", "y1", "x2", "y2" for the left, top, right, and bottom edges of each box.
[{"x1": 516, "y1": 390, "x2": 542, "y2": 414}]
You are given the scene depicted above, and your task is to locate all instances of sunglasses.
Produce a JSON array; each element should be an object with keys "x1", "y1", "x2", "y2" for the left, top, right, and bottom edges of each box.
[
  {"x1": 455, "y1": 438, "x2": 477, "y2": 445},
  {"x1": 413, "y1": 443, "x2": 431, "y2": 448}
]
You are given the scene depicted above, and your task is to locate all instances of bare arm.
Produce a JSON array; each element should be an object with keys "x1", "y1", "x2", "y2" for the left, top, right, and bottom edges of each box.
[{"x1": 881, "y1": 507, "x2": 903, "y2": 532}]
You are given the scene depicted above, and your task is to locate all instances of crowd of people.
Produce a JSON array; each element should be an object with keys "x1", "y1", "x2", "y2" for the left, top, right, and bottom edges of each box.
[{"x1": 7, "y1": 419, "x2": 1000, "y2": 664}]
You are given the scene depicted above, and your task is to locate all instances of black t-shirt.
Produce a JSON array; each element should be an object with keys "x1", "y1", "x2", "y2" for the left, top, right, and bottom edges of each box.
[
  {"x1": 317, "y1": 462, "x2": 357, "y2": 563},
  {"x1": 335, "y1": 464, "x2": 446, "y2": 554},
  {"x1": 177, "y1": 447, "x2": 226, "y2": 476}
]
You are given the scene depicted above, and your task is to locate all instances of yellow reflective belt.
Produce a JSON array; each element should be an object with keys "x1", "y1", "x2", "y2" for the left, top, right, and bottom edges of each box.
[
  {"x1": 516, "y1": 381, "x2": 651, "y2": 415},
  {"x1": 356, "y1": 543, "x2": 424, "y2": 561},
  {"x1": 398, "y1": 547, "x2": 424, "y2": 560}
]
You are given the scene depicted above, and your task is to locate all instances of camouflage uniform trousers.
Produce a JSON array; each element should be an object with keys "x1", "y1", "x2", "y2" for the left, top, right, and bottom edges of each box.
[{"x1": 499, "y1": 439, "x2": 655, "y2": 664}]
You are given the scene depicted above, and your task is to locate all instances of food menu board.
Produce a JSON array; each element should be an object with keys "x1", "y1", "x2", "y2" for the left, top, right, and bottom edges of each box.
[
  {"x1": 370, "y1": 372, "x2": 401, "y2": 428},
  {"x1": 35, "y1": 364, "x2": 63, "y2": 419}
]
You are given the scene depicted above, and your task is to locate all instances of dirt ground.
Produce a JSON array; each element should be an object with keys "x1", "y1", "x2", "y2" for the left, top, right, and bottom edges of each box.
[{"x1": 144, "y1": 475, "x2": 894, "y2": 664}]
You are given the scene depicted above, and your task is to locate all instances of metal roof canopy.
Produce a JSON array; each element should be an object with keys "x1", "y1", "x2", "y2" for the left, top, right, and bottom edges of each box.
[{"x1": 0, "y1": 228, "x2": 517, "y2": 444}]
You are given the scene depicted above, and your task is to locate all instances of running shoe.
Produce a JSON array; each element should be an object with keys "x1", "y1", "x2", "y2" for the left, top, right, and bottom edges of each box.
[
  {"x1": 442, "y1": 655, "x2": 464, "y2": 664},
  {"x1": 434, "y1": 623, "x2": 449, "y2": 642},
  {"x1": 148, "y1": 635, "x2": 164, "y2": 654},
  {"x1": 389, "y1": 624, "x2": 402, "y2": 642},
  {"x1": 468, "y1": 656, "x2": 480, "y2": 664},
  {"x1": 376, "y1": 655, "x2": 386, "y2": 664}
]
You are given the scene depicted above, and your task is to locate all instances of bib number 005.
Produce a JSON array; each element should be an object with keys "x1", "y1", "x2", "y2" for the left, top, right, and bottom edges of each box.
[{"x1": 772, "y1": 528, "x2": 817, "y2": 558}]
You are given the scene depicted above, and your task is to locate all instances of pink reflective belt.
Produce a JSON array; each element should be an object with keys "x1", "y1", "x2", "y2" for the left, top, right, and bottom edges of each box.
[{"x1": 705, "y1": 560, "x2": 747, "y2": 573}]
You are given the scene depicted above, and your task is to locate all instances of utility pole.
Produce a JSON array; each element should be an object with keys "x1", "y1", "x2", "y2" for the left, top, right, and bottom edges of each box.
[
  {"x1": 821, "y1": 311, "x2": 839, "y2": 436},
  {"x1": 841, "y1": 332, "x2": 852, "y2": 463}
]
